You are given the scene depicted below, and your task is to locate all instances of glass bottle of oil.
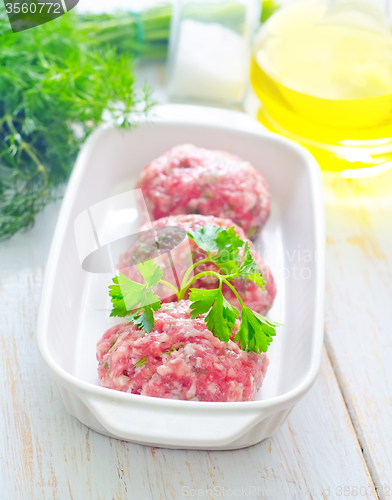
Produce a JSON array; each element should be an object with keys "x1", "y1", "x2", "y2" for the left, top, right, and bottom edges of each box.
[{"x1": 251, "y1": 0, "x2": 392, "y2": 173}]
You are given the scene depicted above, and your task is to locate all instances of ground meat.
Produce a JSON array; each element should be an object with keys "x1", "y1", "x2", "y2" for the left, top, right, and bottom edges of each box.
[
  {"x1": 136, "y1": 144, "x2": 271, "y2": 240},
  {"x1": 97, "y1": 301, "x2": 269, "y2": 402},
  {"x1": 118, "y1": 214, "x2": 277, "y2": 316}
]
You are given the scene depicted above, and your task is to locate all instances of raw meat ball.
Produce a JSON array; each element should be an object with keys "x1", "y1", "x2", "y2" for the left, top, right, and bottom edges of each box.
[
  {"x1": 118, "y1": 214, "x2": 277, "y2": 316},
  {"x1": 136, "y1": 144, "x2": 270, "y2": 240},
  {"x1": 97, "y1": 301, "x2": 269, "y2": 402}
]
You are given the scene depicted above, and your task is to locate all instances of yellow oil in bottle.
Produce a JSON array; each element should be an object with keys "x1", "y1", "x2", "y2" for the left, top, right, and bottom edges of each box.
[{"x1": 251, "y1": 1, "x2": 392, "y2": 173}]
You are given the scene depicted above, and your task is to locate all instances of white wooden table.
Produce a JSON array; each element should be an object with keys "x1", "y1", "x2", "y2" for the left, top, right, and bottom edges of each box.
[{"x1": 1, "y1": 65, "x2": 392, "y2": 500}]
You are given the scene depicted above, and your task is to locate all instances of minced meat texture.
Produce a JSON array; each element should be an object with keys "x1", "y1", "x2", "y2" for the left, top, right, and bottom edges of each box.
[
  {"x1": 136, "y1": 144, "x2": 271, "y2": 240},
  {"x1": 97, "y1": 301, "x2": 269, "y2": 402}
]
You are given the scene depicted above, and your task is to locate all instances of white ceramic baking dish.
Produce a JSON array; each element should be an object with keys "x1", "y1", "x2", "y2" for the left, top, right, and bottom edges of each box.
[{"x1": 37, "y1": 104, "x2": 325, "y2": 450}]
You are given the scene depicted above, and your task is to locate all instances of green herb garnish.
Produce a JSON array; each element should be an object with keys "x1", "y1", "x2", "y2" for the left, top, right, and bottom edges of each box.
[
  {"x1": 109, "y1": 337, "x2": 118, "y2": 350},
  {"x1": 0, "y1": 11, "x2": 153, "y2": 240},
  {"x1": 135, "y1": 358, "x2": 147, "y2": 368},
  {"x1": 109, "y1": 259, "x2": 163, "y2": 333},
  {"x1": 109, "y1": 226, "x2": 281, "y2": 353}
]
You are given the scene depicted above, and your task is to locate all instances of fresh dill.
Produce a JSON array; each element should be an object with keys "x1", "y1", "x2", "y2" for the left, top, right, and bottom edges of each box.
[{"x1": 0, "y1": 11, "x2": 154, "y2": 239}]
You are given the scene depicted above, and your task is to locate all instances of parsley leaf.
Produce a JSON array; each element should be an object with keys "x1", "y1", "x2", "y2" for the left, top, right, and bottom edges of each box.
[
  {"x1": 214, "y1": 226, "x2": 244, "y2": 264},
  {"x1": 248, "y1": 273, "x2": 266, "y2": 290},
  {"x1": 238, "y1": 242, "x2": 266, "y2": 290},
  {"x1": 131, "y1": 301, "x2": 161, "y2": 333},
  {"x1": 188, "y1": 225, "x2": 245, "y2": 271},
  {"x1": 109, "y1": 259, "x2": 162, "y2": 331},
  {"x1": 188, "y1": 225, "x2": 247, "y2": 276},
  {"x1": 189, "y1": 288, "x2": 220, "y2": 317},
  {"x1": 189, "y1": 288, "x2": 239, "y2": 343},
  {"x1": 235, "y1": 307, "x2": 279, "y2": 352},
  {"x1": 221, "y1": 296, "x2": 239, "y2": 331},
  {"x1": 238, "y1": 242, "x2": 258, "y2": 275},
  {"x1": 139, "y1": 289, "x2": 162, "y2": 308},
  {"x1": 137, "y1": 259, "x2": 163, "y2": 287},
  {"x1": 109, "y1": 273, "x2": 145, "y2": 317},
  {"x1": 187, "y1": 225, "x2": 224, "y2": 253},
  {"x1": 205, "y1": 294, "x2": 231, "y2": 343}
]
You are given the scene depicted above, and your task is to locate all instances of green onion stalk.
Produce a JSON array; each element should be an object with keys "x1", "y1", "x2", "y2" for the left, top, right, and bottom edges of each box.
[
  {"x1": 76, "y1": 5, "x2": 173, "y2": 59},
  {"x1": 76, "y1": 0, "x2": 281, "y2": 59}
]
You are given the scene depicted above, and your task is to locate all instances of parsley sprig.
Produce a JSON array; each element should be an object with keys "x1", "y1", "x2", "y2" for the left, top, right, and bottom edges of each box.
[
  {"x1": 109, "y1": 226, "x2": 281, "y2": 352},
  {"x1": 109, "y1": 260, "x2": 163, "y2": 332}
]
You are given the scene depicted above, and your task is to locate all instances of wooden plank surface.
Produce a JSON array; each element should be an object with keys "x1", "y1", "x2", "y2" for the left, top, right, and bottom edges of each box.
[
  {"x1": 324, "y1": 169, "x2": 392, "y2": 499},
  {"x1": 0, "y1": 200, "x2": 377, "y2": 500}
]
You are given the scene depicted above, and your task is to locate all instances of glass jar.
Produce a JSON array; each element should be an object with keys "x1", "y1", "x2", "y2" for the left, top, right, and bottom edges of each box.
[
  {"x1": 168, "y1": 0, "x2": 260, "y2": 106},
  {"x1": 251, "y1": 0, "x2": 392, "y2": 175}
]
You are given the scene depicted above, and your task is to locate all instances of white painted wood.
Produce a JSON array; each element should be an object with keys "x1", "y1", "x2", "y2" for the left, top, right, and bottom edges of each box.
[
  {"x1": 0, "y1": 200, "x2": 377, "y2": 500},
  {"x1": 324, "y1": 169, "x2": 392, "y2": 498}
]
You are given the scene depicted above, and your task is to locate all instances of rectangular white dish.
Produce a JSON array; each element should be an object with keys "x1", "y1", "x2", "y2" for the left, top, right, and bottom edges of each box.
[{"x1": 37, "y1": 104, "x2": 325, "y2": 450}]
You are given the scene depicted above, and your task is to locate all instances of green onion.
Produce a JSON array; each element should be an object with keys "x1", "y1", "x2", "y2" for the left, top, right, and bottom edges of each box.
[{"x1": 76, "y1": 1, "x2": 280, "y2": 60}]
